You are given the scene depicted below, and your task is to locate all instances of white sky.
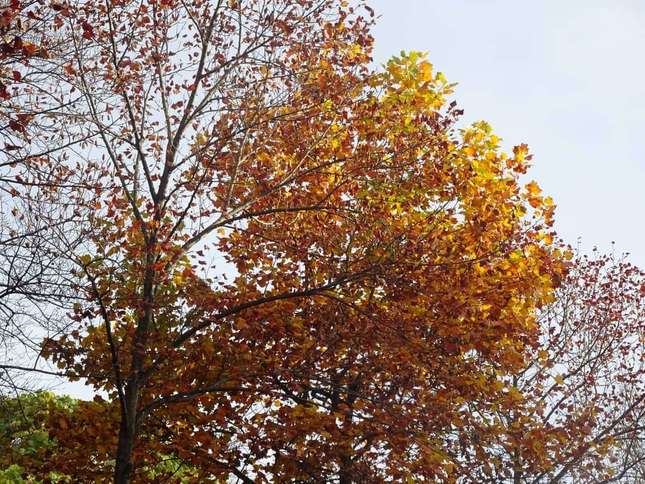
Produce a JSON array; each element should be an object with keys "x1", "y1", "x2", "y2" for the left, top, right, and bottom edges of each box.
[{"x1": 369, "y1": 0, "x2": 645, "y2": 267}]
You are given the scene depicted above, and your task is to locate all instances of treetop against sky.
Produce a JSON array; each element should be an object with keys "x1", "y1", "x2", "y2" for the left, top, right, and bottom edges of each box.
[{"x1": 0, "y1": 1, "x2": 643, "y2": 482}]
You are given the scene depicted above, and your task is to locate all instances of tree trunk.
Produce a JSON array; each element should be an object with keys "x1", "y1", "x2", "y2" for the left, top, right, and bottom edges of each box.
[
  {"x1": 113, "y1": 247, "x2": 155, "y2": 483},
  {"x1": 338, "y1": 456, "x2": 353, "y2": 484},
  {"x1": 114, "y1": 381, "x2": 140, "y2": 484}
]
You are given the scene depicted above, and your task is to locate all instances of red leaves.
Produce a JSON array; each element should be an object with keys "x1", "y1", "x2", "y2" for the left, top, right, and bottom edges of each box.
[
  {"x1": 7, "y1": 113, "x2": 32, "y2": 132},
  {"x1": 81, "y1": 20, "x2": 93, "y2": 39},
  {"x1": 51, "y1": 2, "x2": 72, "y2": 17},
  {"x1": 63, "y1": 63, "x2": 76, "y2": 76},
  {"x1": 497, "y1": 253, "x2": 645, "y2": 481},
  {"x1": 0, "y1": 80, "x2": 9, "y2": 99},
  {"x1": 1, "y1": 35, "x2": 46, "y2": 60},
  {"x1": 8, "y1": 118, "x2": 25, "y2": 132},
  {"x1": 0, "y1": 0, "x2": 19, "y2": 29}
]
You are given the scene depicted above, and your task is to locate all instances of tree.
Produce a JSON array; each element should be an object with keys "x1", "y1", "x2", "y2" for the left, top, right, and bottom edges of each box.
[
  {"x1": 0, "y1": 391, "x2": 75, "y2": 481},
  {"x1": 0, "y1": 391, "x2": 202, "y2": 482},
  {"x1": 471, "y1": 251, "x2": 645, "y2": 483},
  {"x1": 5, "y1": 0, "x2": 565, "y2": 482},
  {"x1": 0, "y1": 0, "x2": 81, "y2": 396}
]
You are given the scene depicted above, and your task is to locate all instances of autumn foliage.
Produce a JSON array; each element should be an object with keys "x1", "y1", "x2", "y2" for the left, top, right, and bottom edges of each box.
[
  {"x1": 0, "y1": 0, "x2": 642, "y2": 483},
  {"x1": 489, "y1": 253, "x2": 645, "y2": 482}
]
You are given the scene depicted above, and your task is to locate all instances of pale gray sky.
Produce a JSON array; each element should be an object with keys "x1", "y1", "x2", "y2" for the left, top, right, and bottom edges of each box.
[{"x1": 369, "y1": 0, "x2": 645, "y2": 266}]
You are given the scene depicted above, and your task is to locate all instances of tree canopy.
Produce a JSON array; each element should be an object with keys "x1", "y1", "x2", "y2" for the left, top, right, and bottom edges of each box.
[{"x1": 0, "y1": 1, "x2": 643, "y2": 483}]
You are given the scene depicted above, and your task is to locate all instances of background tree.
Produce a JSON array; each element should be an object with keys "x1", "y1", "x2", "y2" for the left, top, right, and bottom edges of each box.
[
  {"x1": 0, "y1": 391, "x2": 75, "y2": 481},
  {"x1": 0, "y1": 391, "x2": 204, "y2": 482},
  {"x1": 0, "y1": 0, "x2": 81, "y2": 396},
  {"x1": 469, "y1": 251, "x2": 645, "y2": 483}
]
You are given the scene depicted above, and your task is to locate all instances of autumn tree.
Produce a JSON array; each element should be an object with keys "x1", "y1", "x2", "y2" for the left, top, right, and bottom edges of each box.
[
  {"x1": 0, "y1": 0, "x2": 81, "y2": 396},
  {"x1": 4, "y1": 0, "x2": 567, "y2": 482},
  {"x1": 0, "y1": 391, "x2": 203, "y2": 482},
  {"x1": 468, "y1": 251, "x2": 645, "y2": 483}
]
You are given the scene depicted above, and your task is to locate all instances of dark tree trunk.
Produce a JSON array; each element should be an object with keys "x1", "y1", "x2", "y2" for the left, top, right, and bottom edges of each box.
[
  {"x1": 114, "y1": 381, "x2": 140, "y2": 484},
  {"x1": 113, "y1": 247, "x2": 155, "y2": 483}
]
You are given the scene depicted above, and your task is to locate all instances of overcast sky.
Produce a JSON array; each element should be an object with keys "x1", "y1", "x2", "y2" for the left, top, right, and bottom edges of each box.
[{"x1": 369, "y1": 0, "x2": 645, "y2": 267}]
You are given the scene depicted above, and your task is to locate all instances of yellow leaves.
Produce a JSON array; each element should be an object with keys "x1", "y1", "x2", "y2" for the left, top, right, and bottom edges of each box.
[
  {"x1": 348, "y1": 43, "x2": 363, "y2": 60},
  {"x1": 474, "y1": 262, "x2": 488, "y2": 275},
  {"x1": 195, "y1": 131, "x2": 209, "y2": 146},
  {"x1": 536, "y1": 231, "x2": 554, "y2": 245},
  {"x1": 434, "y1": 71, "x2": 448, "y2": 86},
  {"x1": 383, "y1": 51, "x2": 451, "y2": 112},
  {"x1": 525, "y1": 181, "x2": 542, "y2": 196},
  {"x1": 554, "y1": 374, "x2": 565, "y2": 385},
  {"x1": 389, "y1": 201, "x2": 403, "y2": 216},
  {"x1": 507, "y1": 386, "x2": 523, "y2": 402},
  {"x1": 330, "y1": 138, "x2": 341, "y2": 150},
  {"x1": 419, "y1": 60, "x2": 434, "y2": 82},
  {"x1": 172, "y1": 271, "x2": 184, "y2": 285},
  {"x1": 509, "y1": 249, "x2": 524, "y2": 264},
  {"x1": 463, "y1": 146, "x2": 476, "y2": 158},
  {"x1": 292, "y1": 404, "x2": 319, "y2": 419},
  {"x1": 513, "y1": 143, "x2": 530, "y2": 163},
  {"x1": 292, "y1": 405, "x2": 304, "y2": 417},
  {"x1": 471, "y1": 159, "x2": 495, "y2": 180}
]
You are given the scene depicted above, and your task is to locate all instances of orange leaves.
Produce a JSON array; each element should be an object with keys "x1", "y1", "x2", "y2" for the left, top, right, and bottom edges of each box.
[
  {"x1": 525, "y1": 180, "x2": 542, "y2": 208},
  {"x1": 419, "y1": 60, "x2": 434, "y2": 82},
  {"x1": 18, "y1": 0, "x2": 576, "y2": 481}
]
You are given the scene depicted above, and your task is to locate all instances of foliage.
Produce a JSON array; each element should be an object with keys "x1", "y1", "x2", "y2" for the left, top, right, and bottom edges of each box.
[
  {"x1": 0, "y1": 392, "x2": 203, "y2": 482},
  {"x1": 483, "y1": 252, "x2": 645, "y2": 483},
  {"x1": 0, "y1": 391, "x2": 75, "y2": 482},
  {"x1": 3, "y1": 0, "x2": 639, "y2": 483}
]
